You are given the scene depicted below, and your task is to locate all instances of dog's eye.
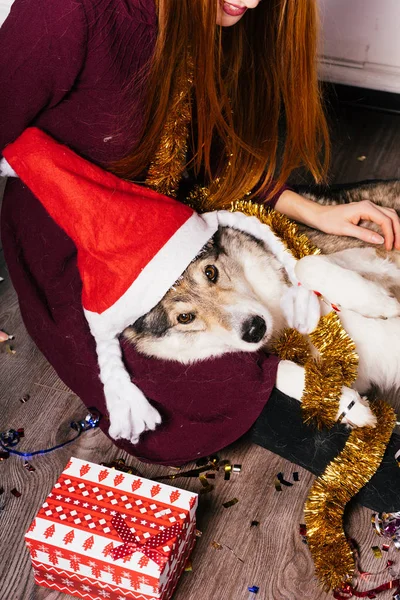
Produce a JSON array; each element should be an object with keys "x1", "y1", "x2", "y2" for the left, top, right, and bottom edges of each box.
[
  {"x1": 205, "y1": 265, "x2": 218, "y2": 283},
  {"x1": 177, "y1": 313, "x2": 195, "y2": 324}
]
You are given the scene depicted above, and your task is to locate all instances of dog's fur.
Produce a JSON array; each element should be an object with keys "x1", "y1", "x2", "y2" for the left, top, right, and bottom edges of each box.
[{"x1": 125, "y1": 181, "x2": 400, "y2": 430}]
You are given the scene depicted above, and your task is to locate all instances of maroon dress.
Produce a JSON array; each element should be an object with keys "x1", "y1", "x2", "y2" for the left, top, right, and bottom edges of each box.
[{"x1": 0, "y1": 0, "x2": 280, "y2": 465}]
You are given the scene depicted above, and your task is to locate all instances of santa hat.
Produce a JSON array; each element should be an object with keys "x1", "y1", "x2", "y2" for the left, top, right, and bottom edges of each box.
[{"x1": 1, "y1": 128, "x2": 309, "y2": 443}]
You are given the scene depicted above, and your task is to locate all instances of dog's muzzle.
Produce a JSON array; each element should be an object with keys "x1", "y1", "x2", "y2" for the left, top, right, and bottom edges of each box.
[{"x1": 241, "y1": 316, "x2": 267, "y2": 344}]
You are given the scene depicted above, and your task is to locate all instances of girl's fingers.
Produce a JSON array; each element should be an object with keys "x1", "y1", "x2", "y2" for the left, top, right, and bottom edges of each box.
[
  {"x1": 378, "y1": 206, "x2": 400, "y2": 250},
  {"x1": 355, "y1": 202, "x2": 397, "y2": 250},
  {"x1": 343, "y1": 222, "x2": 385, "y2": 245}
]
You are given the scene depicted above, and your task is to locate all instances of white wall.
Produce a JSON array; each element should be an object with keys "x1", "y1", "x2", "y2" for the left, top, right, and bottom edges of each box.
[
  {"x1": 1, "y1": 0, "x2": 400, "y2": 93},
  {"x1": 318, "y1": 0, "x2": 400, "y2": 93}
]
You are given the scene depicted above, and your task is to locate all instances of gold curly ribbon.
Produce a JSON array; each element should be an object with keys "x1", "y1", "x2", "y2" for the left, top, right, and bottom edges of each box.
[{"x1": 144, "y1": 62, "x2": 397, "y2": 591}]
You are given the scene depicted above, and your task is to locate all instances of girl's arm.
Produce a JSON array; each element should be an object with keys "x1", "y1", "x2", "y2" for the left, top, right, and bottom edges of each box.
[
  {"x1": 0, "y1": 0, "x2": 87, "y2": 151},
  {"x1": 275, "y1": 188, "x2": 400, "y2": 251}
]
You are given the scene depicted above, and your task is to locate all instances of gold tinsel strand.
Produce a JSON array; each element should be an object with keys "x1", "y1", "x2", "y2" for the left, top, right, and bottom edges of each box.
[
  {"x1": 301, "y1": 357, "x2": 345, "y2": 429},
  {"x1": 145, "y1": 60, "x2": 193, "y2": 198},
  {"x1": 143, "y1": 62, "x2": 396, "y2": 590},
  {"x1": 270, "y1": 328, "x2": 310, "y2": 366},
  {"x1": 231, "y1": 200, "x2": 321, "y2": 259},
  {"x1": 310, "y1": 312, "x2": 359, "y2": 388},
  {"x1": 305, "y1": 400, "x2": 397, "y2": 590}
]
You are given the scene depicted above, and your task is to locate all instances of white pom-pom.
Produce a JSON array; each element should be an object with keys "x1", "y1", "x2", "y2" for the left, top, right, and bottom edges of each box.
[
  {"x1": 96, "y1": 336, "x2": 162, "y2": 443},
  {"x1": 0, "y1": 158, "x2": 18, "y2": 178}
]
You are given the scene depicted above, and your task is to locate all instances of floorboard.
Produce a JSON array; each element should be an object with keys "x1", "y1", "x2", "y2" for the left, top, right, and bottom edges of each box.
[{"x1": 1, "y1": 97, "x2": 399, "y2": 600}]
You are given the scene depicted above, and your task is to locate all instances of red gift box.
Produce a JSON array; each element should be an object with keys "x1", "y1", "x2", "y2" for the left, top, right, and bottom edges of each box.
[{"x1": 25, "y1": 458, "x2": 198, "y2": 600}]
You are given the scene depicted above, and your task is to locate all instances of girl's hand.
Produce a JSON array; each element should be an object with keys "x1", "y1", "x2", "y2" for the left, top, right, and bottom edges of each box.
[{"x1": 275, "y1": 190, "x2": 400, "y2": 251}]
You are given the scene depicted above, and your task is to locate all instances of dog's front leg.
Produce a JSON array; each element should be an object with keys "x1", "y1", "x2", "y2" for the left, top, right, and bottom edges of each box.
[
  {"x1": 276, "y1": 360, "x2": 377, "y2": 428},
  {"x1": 295, "y1": 255, "x2": 400, "y2": 319}
]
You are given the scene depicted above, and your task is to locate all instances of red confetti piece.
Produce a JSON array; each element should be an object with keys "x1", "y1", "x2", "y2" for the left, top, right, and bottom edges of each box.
[
  {"x1": 23, "y1": 461, "x2": 35, "y2": 472},
  {"x1": 334, "y1": 579, "x2": 400, "y2": 599},
  {"x1": 11, "y1": 488, "x2": 21, "y2": 497},
  {"x1": 299, "y1": 524, "x2": 307, "y2": 536}
]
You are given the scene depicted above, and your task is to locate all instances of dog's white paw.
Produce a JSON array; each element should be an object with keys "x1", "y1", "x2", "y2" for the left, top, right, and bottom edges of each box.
[
  {"x1": 337, "y1": 387, "x2": 377, "y2": 429},
  {"x1": 280, "y1": 286, "x2": 321, "y2": 334},
  {"x1": 107, "y1": 384, "x2": 162, "y2": 444},
  {"x1": 296, "y1": 255, "x2": 400, "y2": 320},
  {"x1": 371, "y1": 290, "x2": 400, "y2": 320}
]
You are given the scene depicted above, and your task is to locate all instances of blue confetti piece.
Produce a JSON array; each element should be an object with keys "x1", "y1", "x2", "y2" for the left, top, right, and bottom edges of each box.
[{"x1": 248, "y1": 586, "x2": 259, "y2": 594}]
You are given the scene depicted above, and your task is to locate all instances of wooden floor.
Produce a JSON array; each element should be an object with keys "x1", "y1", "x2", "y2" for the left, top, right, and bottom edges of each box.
[{"x1": 1, "y1": 94, "x2": 400, "y2": 600}]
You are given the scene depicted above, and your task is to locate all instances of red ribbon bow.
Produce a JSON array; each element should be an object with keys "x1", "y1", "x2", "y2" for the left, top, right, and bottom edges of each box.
[{"x1": 111, "y1": 514, "x2": 182, "y2": 566}]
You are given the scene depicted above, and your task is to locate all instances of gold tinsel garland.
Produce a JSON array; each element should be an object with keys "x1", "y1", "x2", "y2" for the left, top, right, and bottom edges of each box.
[
  {"x1": 145, "y1": 59, "x2": 193, "y2": 198},
  {"x1": 305, "y1": 401, "x2": 396, "y2": 590},
  {"x1": 229, "y1": 200, "x2": 396, "y2": 590},
  {"x1": 144, "y1": 64, "x2": 397, "y2": 591}
]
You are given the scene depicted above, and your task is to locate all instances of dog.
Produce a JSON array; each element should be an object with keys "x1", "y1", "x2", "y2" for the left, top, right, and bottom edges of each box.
[{"x1": 124, "y1": 180, "x2": 400, "y2": 431}]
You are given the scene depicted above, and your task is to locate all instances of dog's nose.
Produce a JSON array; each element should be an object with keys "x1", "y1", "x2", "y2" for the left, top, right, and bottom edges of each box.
[{"x1": 241, "y1": 316, "x2": 267, "y2": 344}]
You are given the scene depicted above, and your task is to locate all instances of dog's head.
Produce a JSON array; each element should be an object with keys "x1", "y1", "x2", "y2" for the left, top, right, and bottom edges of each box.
[{"x1": 123, "y1": 227, "x2": 289, "y2": 362}]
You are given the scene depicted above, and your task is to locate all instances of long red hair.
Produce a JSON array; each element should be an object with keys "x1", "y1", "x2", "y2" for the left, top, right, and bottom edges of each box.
[{"x1": 113, "y1": 0, "x2": 330, "y2": 208}]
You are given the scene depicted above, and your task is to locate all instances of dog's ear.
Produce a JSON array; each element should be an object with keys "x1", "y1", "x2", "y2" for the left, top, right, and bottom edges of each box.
[{"x1": 194, "y1": 227, "x2": 225, "y2": 260}]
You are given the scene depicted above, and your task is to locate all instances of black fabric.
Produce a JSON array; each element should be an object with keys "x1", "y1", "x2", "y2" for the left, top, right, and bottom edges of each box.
[{"x1": 250, "y1": 388, "x2": 400, "y2": 512}]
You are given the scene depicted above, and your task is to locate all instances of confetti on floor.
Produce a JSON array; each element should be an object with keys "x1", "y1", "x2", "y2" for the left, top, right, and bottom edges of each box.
[{"x1": 222, "y1": 498, "x2": 239, "y2": 509}]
